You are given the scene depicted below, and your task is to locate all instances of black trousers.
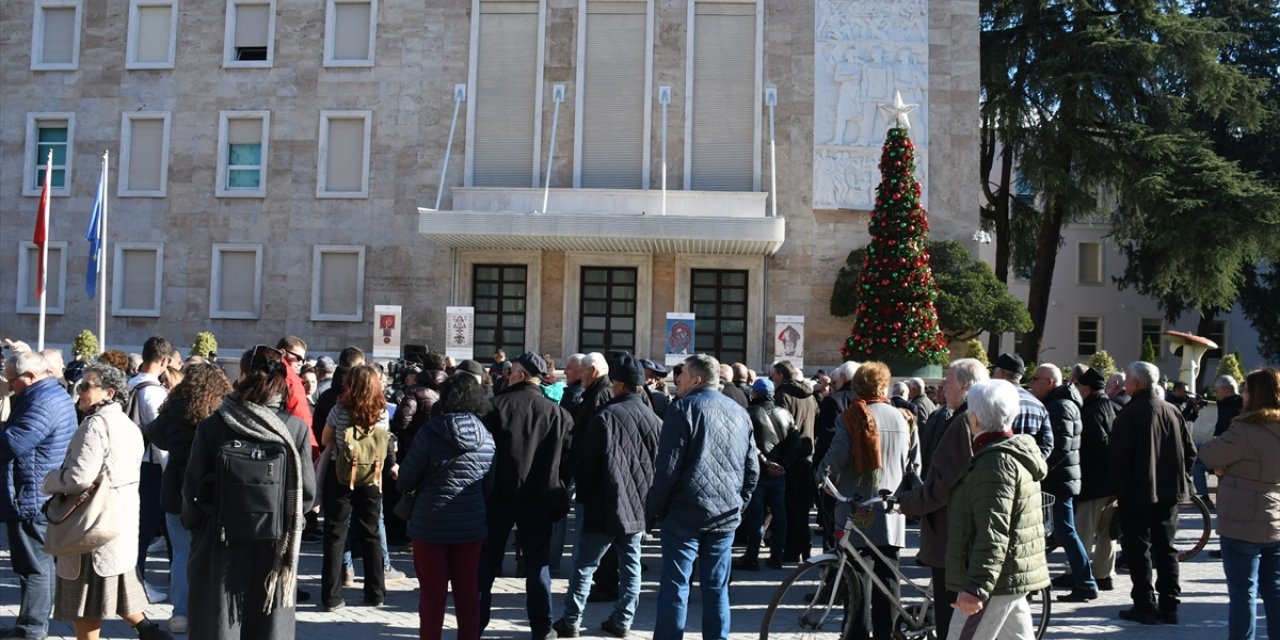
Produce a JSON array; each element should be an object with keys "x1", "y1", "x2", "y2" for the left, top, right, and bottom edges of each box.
[
  {"x1": 784, "y1": 460, "x2": 814, "y2": 560},
  {"x1": 930, "y1": 565, "x2": 957, "y2": 637},
  {"x1": 321, "y1": 467, "x2": 385, "y2": 607},
  {"x1": 852, "y1": 545, "x2": 900, "y2": 640},
  {"x1": 1118, "y1": 499, "x2": 1180, "y2": 611}
]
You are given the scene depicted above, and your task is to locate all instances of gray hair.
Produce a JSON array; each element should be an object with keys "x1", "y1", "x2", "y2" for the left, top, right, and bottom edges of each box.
[
  {"x1": 949, "y1": 358, "x2": 989, "y2": 393},
  {"x1": 583, "y1": 352, "x2": 609, "y2": 376},
  {"x1": 1126, "y1": 361, "x2": 1160, "y2": 389},
  {"x1": 1036, "y1": 364, "x2": 1064, "y2": 387},
  {"x1": 773, "y1": 359, "x2": 802, "y2": 382},
  {"x1": 1107, "y1": 372, "x2": 1126, "y2": 387},
  {"x1": 566, "y1": 353, "x2": 586, "y2": 367},
  {"x1": 890, "y1": 382, "x2": 909, "y2": 398},
  {"x1": 1215, "y1": 375, "x2": 1239, "y2": 394},
  {"x1": 40, "y1": 348, "x2": 65, "y2": 375},
  {"x1": 685, "y1": 354, "x2": 721, "y2": 386},
  {"x1": 81, "y1": 362, "x2": 130, "y2": 405},
  {"x1": 906, "y1": 377, "x2": 925, "y2": 393},
  {"x1": 967, "y1": 379, "x2": 1022, "y2": 433},
  {"x1": 831, "y1": 361, "x2": 860, "y2": 387},
  {"x1": 5, "y1": 351, "x2": 49, "y2": 378}
]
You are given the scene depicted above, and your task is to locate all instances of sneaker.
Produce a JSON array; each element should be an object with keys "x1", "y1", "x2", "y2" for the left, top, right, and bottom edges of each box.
[
  {"x1": 1158, "y1": 609, "x2": 1178, "y2": 624},
  {"x1": 1209, "y1": 549, "x2": 1223, "y2": 559},
  {"x1": 361, "y1": 597, "x2": 384, "y2": 607},
  {"x1": 551, "y1": 618, "x2": 580, "y2": 638},
  {"x1": 144, "y1": 581, "x2": 168, "y2": 604},
  {"x1": 343, "y1": 570, "x2": 355, "y2": 588},
  {"x1": 384, "y1": 567, "x2": 406, "y2": 580},
  {"x1": 1057, "y1": 588, "x2": 1099, "y2": 603},
  {"x1": 766, "y1": 558, "x2": 784, "y2": 570},
  {"x1": 301, "y1": 529, "x2": 324, "y2": 544},
  {"x1": 1096, "y1": 577, "x2": 1114, "y2": 591},
  {"x1": 1050, "y1": 573, "x2": 1075, "y2": 589},
  {"x1": 321, "y1": 600, "x2": 346, "y2": 613},
  {"x1": 1118, "y1": 607, "x2": 1160, "y2": 625},
  {"x1": 146, "y1": 537, "x2": 168, "y2": 555},
  {"x1": 600, "y1": 618, "x2": 629, "y2": 638},
  {"x1": 168, "y1": 615, "x2": 187, "y2": 634},
  {"x1": 133, "y1": 620, "x2": 174, "y2": 640},
  {"x1": 1200, "y1": 494, "x2": 1215, "y2": 511}
]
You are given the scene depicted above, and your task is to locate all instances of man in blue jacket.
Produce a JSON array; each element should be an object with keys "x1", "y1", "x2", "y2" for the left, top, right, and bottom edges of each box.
[
  {"x1": 646, "y1": 354, "x2": 759, "y2": 640},
  {"x1": 2, "y1": 351, "x2": 78, "y2": 639}
]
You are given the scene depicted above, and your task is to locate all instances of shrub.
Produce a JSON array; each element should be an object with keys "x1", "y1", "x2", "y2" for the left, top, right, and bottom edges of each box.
[
  {"x1": 1086, "y1": 350, "x2": 1117, "y2": 378},
  {"x1": 71, "y1": 330, "x2": 100, "y2": 359},
  {"x1": 191, "y1": 331, "x2": 219, "y2": 358}
]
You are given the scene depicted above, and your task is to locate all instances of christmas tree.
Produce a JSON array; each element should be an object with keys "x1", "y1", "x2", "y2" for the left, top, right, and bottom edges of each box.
[{"x1": 841, "y1": 93, "x2": 948, "y2": 366}]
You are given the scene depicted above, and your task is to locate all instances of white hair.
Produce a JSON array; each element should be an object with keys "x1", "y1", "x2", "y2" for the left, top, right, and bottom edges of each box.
[
  {"x1": 1126, "y1": 361, "x2": 1160, "y2": 389},
  {"x1": 566, "y1": 353, "x2": 586, "y2": 367},
  {"x1": 5, "y1": 351, "x2": 49, "y2": 377},
  {"x1": 1215, "y1": 375, "x2": 1239, "y2": 394},
  {"x1": 583, "y1": 352, "x2": 609, "y2": 375},
  {"x1": 890, "y1": 382, "x2": 909, "y2": 398},
  {"x1": 949, "y1": 358, "x2": 989, "y2": 393},
  {"x1": 906, "y1": 377, "x2": 925, "y2": 393},
  {"x1": 1036, "y1": 364, "x2": 1063, "y2": 387},
  {"x1": 40, "y1": 348, "x2": 65, "y2": 375},
  {"x1": 831, "y1": 361, "x2": 860, "y2": 387},
  {"x1": 1107, "y1": 372, "x2": 1126, "y2": 387},
  {"x1": 967, "y1": 379, "x2": 1021, "y2": 433}
]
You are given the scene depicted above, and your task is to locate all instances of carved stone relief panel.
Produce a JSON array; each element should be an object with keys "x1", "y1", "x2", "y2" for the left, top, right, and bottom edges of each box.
[{"x1": 814, "y1": 0, "x2": 928, "y2": 210}]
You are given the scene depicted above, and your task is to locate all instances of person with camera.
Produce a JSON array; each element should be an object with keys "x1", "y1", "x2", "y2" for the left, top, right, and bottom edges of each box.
[{"x1": 182, "y1": 347, "x2": 316, "y2": 639}]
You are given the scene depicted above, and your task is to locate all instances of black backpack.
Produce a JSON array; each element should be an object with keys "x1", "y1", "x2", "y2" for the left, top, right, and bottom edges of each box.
[{"x1": 215, "y1": 439, "x2": 288, "y2": 542}]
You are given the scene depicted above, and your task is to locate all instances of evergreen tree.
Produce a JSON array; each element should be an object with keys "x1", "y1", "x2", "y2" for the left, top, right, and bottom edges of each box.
[
  {"x1": 1087, "y1": 350, "x2": 1118, "y2": 378},
  {"x1": 1215, "y1": 352, "x2": 1247, "y2": 389},
  {"x1": 1141, "y1": 336, "x2": 1159, "y2": 364},
  {"x1": 842, "y1": 121, "x2": 947, "y2": 366},
  {"x1": 72, "y1": 330, "x2": 100, "y2": 359}
]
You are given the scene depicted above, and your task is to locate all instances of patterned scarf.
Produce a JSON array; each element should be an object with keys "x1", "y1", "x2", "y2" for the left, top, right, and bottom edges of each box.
[
  {"x1": 841, "y1": 395, "x2": 887, "y2": 485},
  {"x1": 218, "y1": 395, "x2": 303, "y2": 614}
]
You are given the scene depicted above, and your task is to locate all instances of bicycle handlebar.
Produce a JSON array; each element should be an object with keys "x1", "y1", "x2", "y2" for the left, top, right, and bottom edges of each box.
[{"x1": 821, "y1": 477, "x2": 899, "y2": 510}]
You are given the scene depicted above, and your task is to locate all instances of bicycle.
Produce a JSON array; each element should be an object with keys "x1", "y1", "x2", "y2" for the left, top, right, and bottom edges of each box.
[
  {"x1": 760, "y1": 479, "x2": 1052, "y2": 639},
  {"x1": 1175, "y1": 494, "x2": 1213, "y2": 562}
]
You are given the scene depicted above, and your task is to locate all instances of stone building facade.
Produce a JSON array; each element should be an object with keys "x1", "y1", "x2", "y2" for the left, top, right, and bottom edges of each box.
[{"x1": 1, "y1": 0, "x2": 979, "y2": 369}]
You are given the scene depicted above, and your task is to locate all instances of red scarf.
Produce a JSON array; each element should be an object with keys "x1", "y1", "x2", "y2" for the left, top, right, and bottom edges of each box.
[
  {"x1": 973, "y1": 430, "x2": 1014, "y2": 452},
  {"x1": 841, "y1": 396, "x2": 887, "y2": 481}
]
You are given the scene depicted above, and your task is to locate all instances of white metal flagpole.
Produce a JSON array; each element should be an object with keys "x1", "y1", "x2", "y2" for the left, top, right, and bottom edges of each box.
[
  {"x1": 37, "y1": 150, "x2": 52, "y2": 351},
  {"x1": 98, "y1": 151, "x2": 109, "y2": 346}
]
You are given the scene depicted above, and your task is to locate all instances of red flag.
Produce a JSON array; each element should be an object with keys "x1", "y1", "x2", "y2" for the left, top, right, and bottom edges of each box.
[{"x1": 34, "y1": 175, "x2": 49, "y2": 296}]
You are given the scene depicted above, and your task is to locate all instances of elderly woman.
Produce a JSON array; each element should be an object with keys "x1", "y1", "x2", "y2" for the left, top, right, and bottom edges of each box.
[
  {"x1": 1198, "y1": 368, "x2": 1280, "y2": 640},
  {"x1": 42, "y1": 363, "x2": 172, "y2": 640},
  {"x1": 816, "y1": 361, "x2": 920, "y2": 640},
  {"x1": 945, "y1": 379, "x2": 1050, "y2": 640}
]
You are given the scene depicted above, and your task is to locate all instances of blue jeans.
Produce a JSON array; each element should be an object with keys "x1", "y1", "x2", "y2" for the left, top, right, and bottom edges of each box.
[
  {"x1": 1053, "y1": 495, "x2": 1097, "y2": 591},
  {"x1": 562, "y1": 531, "x2": 643, "y2": 629},
  {"x1": 1192, "y1": 454, "x2": 1211, "y2": 497},
  {"x1": 166, "y1": 513, "x2": 190, "y2": 617},
  {"x1": 743, "y1": 473, "x2": 787, "y2": 563},
  {"x1": 5, "y1": 517, "x2": 54, "y2": 638},
  {"x1": 1222, "y1": 536, "x2": 1280, "y2": 640},
  {"x1": 479, "y1": 514, "x2": 554, "y2": 637},
  {"x1": 654, "y1": 521, "x2": 733, "y2": 640},
  {"x1": 548, "y1": 497, "x2": 581, "y2": 573},
  {"x1": 343, "y1": 499, "x2": 391, "y2": 572}
]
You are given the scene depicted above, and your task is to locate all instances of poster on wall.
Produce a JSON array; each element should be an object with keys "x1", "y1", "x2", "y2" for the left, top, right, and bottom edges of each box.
[
  {"x1": 445, "y1": 306, "x2": 475, "y2": 362},
  {"x1": 373, "y1": 305, "x2": 402, "y2": 360},
  {"x1": 775, "y1": 315, "x2": 805, "y2": 370},
  {"x1": 665, "y1": 312, "x2": 696, "y2": 366}
]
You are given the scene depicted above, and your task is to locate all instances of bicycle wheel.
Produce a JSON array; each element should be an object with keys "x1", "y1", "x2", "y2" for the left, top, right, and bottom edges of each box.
[
  {"x1": 1175, "y1": 495, "x2": 1212, "y2": 562},
  {"x1": 760, "y1": 557, "x2": 861, "y2": 639},
  {"x1": 1029, "y1": 587, "x2": 1052, "y2": 640}
]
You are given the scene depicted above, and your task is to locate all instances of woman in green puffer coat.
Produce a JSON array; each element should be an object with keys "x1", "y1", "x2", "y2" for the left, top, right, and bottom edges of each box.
[{"x1": 945, "y1": 380, "x2": 1051, "y2": 640}]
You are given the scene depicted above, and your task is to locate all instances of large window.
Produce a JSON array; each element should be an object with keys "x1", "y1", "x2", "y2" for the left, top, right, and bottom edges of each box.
[
  {"x1": 119, "y1": 112, "x2": 171, "y2": 196},
  {"x1": 16, "y1": 241, "x2": 67, "y2": 315},
  {"x1": 1077, "y1": 241, "x2": 1103, "y2": 285},
  {"x1": 1077, "y1": 317, "x2": 1101, "y2": 356},
  {"x1": 324, "y1": 0, "x2": 377, "y2": 66},
  {"x1": 579, "y1": 267, "x2": 637, "y2": 353},
  {"x1": 31, "y1": 0, "x2": 82, "y2": 70},
  {"x1": 210, "y1": 244, "x2": 263, "y2": 319},
  {"x1": 216, "y1": 111, "x2": 270, "y2": 197},
  {"x1": 126, "y1": 0, "x2": 177, "y2": 68},
  {"x1": 317, "y1": 110, "x2": 372, "y2": 198},
  {"x1": 24, "y1": 113, "x2": 74, "y2": 196},
  {"x1": 575, "y1": 0, "x2": 649, "y2": 188},
  {"x1": 311, "y1": 245, "x2": 366, "y2": 321},
  {"x1": 468, "y1": 0, "x2": 542, "y2": 187},
  {"x1": 691, "y1": 269, "x2": 748, "y2": 364},
  {"x1": 686, "y1": 0, "x2": 758, "y2": 191},
  {"x1": 473, "y1": 264, "x2": 528, "y2": 358},
  {"x1": 112, "y1": 243, "x2": 164, "y2": 317},
  {"x1": 223, "y1": 0, "x2": 275, "y2": 66}
]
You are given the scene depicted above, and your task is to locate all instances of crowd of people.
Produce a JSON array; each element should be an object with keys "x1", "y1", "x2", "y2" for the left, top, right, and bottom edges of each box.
[{"x1": 2, "y1": 331, "x2": 1279, "y2": 640}]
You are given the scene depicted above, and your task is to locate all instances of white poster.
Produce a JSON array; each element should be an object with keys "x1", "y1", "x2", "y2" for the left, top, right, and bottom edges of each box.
[
  {"x1": 373, "y1": 305, "x2": 402, "y2": 360},
  {"x1": 775, "y1": 315, "x2": 805, "y2": 370},
  {"x1": 445, "y1": 306, "x2": 475, "y2": 362},
  {"x1": 664, "y1": 312, "x2": 696, "y2": 366}
]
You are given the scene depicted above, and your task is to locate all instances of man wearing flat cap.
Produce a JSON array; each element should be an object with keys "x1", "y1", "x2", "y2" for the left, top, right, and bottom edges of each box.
[
  {"x1": 479, "y1": 351, "x2": 574, "y2": 640},
  {"x1": 990, "y1": 352, "x2": 1054, "y2": 459},
  {"x1": 1065, "y1": 366, "x2": 1120, "y2": 592},
  {"x1": 553, "y1": 355, "x2": 661, "y2": 638},
  {"x1": 640, "y1": 359, "x2": 671, "y2": 419}
]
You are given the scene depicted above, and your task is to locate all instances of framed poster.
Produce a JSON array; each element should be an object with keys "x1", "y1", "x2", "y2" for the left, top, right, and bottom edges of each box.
[
  {"x1": 665, "y1": 312, "x2": 696, "y2": 366},
  {"x1": 373, "y1": 305, "x2": 402, "y2": 359},
  {"x1": 445, "y1": 306, "x2": 475, "y2": 362},
  {"x1": 775, "y1": 315, "x2": 805, "y2": 370}
]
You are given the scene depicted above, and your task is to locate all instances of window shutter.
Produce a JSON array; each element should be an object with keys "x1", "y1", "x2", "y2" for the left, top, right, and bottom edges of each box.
[
  {"x1": 136, "y1": 5, "x2": 171, "y2": 63},
  {"x1": 219, "y1": 251, "x2": 258, "y2": 313},
  {"x1": 121, "y1": 249, "x2": 158, "y2": 310},
  {"x1": 228, "y1": 118, "x2": 261, "y2": 145},
  {"x1": 690, "y1": 2, "x2": 755, "y2": 191},
  {"x1": 319, "y1": 252, "x2": 360, "y2": 316},
  {"x1": 42, "y1": 7, "x2": 77, "y2": 64},
  {"x1": 580, "y1": 1, "x2": 646, "y2": 189},
  {"x1": 333, "y1": 2, "x2": 371, "y2": 61},
  {"x1": 127, "y1": 119, "x2": 165, "y2": 192},
  {"x1": 325, "y1": 118, "x2": 366, "y2": 192},
  {"x1": 23, "y1": 245, "x2": 63, "y2": 308},
  {"x1": 235, "y1": 4, "x2": 270, "y2": 48},
  {"x1": 1078, "y1": 243, "x2": 1101, "y2": 284},
  {"x1": 473, "y1": 1, "x2": 539, "y2": 187}
]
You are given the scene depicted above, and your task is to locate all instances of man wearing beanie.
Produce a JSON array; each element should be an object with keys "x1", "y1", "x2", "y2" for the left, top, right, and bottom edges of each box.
[
  {"x1": 479, "y1": 351, "x2": 574, "y2": 639},
  {"x1": 553, "y1": 355, "x2": 661, "y2": 638},
  {"x1": 1063, "y1": 366, "x2": 1120, "y2": 592}
]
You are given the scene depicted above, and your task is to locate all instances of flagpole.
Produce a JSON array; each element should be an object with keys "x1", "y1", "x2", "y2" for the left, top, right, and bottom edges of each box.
[
  {"x1": 37, "y1": 150, "x2": 52, "y2": 352},
  {"x1": 99, "y1": 151, "x2": 109, "y2": 347}
]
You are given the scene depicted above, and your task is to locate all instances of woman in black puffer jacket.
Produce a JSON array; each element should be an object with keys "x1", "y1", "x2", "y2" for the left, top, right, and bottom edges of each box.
[{"x1": 397, "y1": 373, "x2": 495, "y2": 640}]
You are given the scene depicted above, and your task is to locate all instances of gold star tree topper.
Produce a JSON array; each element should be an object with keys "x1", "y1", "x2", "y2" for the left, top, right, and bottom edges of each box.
[{"x1": 878, "y1": 90, "x2": 919, "y2": 130}]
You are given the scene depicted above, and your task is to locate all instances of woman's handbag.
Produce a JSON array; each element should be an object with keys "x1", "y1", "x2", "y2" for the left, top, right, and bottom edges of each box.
[
  {"x1": 42, "y1": 466, "x2": 119, "y2": 556},
  {"x1": 393, "y1": 453, "x2": 463, "y2": 521}
]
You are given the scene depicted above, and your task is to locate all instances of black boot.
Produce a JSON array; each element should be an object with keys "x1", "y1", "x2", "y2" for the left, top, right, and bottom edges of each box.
[{"x1": 134, "y1": 619, "x2": 175, "y2": 640}]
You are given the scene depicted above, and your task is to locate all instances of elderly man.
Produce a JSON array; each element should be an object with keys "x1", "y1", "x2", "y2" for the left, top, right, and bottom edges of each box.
[
  {"x1": 815, "y1": 361, "x2": 859, "y2": 548},
  {"x1": 1062, "y1": 367, "x2": 1119, "y2": 592},
  {"x1": 1029, "y1": 364, "x2": 1096, "y2": 602},
  {"x1": 647, "y1": 354, "x2": 758, "y2": 640},
  {"x1": 1194, "y1": 375, "x2": 1243, "y2": 510},
  {"x1": 772, "y1": 360, "x2": 820, "y2": 562},
  {"x1": 480, "y1": 352, "x2": 574, "y2": 639},
  {"x1": 560, "y1": 353, "x2": 587, "y2": 414},
  {"x1": 38, "y1": 348, "x2": 66, "y2": 391},
  {"x1": 2, "y1": 351, "x2": 77, "y2": 639},
  {"x1": 898, "y1": 357, "x2": 988, "y2": 635},
  {"x1": 719, "y1": 363, "x2": 749, "y2": 409},
  {"x1": 1109, "y1": 361, "x2": 1197, "y2": 625},
  {"x1": 1106, "y1": 372, "x2": 1130, "y2": 409},
  {"x1": 907, "y1": 376, "x2": 936, "y2": 426},
  {"x1": 641, "y1": 359, "x2": 671, "y2": 419},
  {"x1": 990, "y1": 352, "x2": 1053, "y2": 459}
]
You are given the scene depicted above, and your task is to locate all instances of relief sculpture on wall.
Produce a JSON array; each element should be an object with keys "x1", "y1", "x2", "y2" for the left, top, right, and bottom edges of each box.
[{"x1": 814, "y1": 0, "x2": 928, "y2": 211}]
